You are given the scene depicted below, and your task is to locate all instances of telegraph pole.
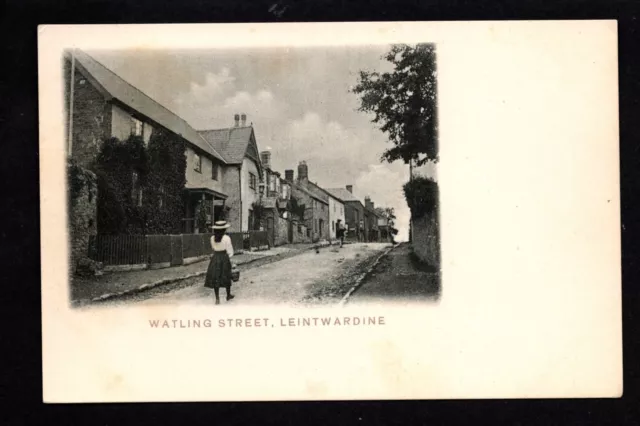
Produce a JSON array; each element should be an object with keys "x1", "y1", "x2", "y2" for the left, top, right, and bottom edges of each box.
[{"x1": 67, "y1": 49, "x2": 76, "y2": 157}]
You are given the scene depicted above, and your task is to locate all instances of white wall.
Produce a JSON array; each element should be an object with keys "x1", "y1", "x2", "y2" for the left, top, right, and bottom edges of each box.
[
  {"x1": 111, "y1": 104, "x2": 132, "y2": 141},
  {"x1": 111, "y1": 104, "x2": 154, "y2": 145},
  {"x1": 328, "y1": 196, "x2": 345, "y2": 240},
  {"x1": 240, "y1": 157, "x2": 260, "y2": 231},
  {"x1": 184, "y1": 146, "x2": 225, "y2": 194}
]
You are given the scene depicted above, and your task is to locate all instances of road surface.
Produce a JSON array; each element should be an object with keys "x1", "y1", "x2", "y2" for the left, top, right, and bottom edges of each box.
[{"x1": 97, "y1": 243, "x2": 392, "y2": 307}]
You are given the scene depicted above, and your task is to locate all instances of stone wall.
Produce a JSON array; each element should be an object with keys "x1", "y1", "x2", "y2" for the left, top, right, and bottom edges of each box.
[
  {"x1": 68, "y1": 165, "x2": 98, "y2": 274},
  {"x1": 273, "y1": 215, "x2": 289, "y2": 246},
  {"x1": 66, "y1": 60, "x2": 112, "y2": 168},
  {"x1": 291, "y1": 220, "x2": 311, "y2": 244},
  {"x1": 344, "y1": 201, "x2": 365, "y2": 241},
  {"x1": 411, "y1": 213, "x2": 440, "y2": 267}
]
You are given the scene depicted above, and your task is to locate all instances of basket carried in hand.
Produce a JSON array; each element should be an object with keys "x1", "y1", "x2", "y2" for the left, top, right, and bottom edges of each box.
[{"x1": 231, "y1": 265, "x2": 240, "y2": 282}]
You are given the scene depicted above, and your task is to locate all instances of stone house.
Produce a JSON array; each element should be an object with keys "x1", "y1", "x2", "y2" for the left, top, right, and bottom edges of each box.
[
  {"x1": 64, "y1": 49, "x2": 229, "y2": 266},
  {"x1": 364, "y1": 196, "x2": 382, "y2": 242},
  {"x1": 258, "y1": 150, "x2": 291, "y2": 246},
  {"x1": 282, "y1": 162, "x2": 330, "y2": 242},
  {"x1": 325, "y1": 185, "x2": 366, "y2": 242},
  {"x1": 326, "y1": 191, "x2": 346, "y2": 241},
  {"x1": 198, "y1": 114, "x2": 264, "y2": 232},
  {"x1": 301, "y1": 183, "x2": 345, "y2": 241},
  {"x1": 375, "y1": 208, "x2": 393, "y2": 242}
]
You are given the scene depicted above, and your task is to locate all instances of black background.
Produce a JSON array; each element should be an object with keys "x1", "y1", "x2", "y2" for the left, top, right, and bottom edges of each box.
[{"x1": 2, "y1": 0, "x2": 639, "y2": 424}]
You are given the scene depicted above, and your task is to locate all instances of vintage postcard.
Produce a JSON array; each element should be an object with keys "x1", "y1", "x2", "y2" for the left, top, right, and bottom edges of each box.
[{"x1": 39, "y1": 21, "x2": 621, "y2": 402}]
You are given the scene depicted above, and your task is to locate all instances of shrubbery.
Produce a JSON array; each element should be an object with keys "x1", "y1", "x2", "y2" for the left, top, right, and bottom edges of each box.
[{"x1": 403, "y1": 176, "x2": 438, "y2": 220}]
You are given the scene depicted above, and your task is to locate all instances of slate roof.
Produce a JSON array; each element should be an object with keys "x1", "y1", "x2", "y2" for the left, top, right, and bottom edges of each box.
[
  {"x1": 283, "y1": 179, "x2": 328, "y2": 204},
  {"x1": 325, "y1": 188, "x2": 362, "y2": 204},
  {"x1": 197, "y1": 127, "x2": 255, "y2": 164},
  {"x1": 71, "y1": 50, "x2": 225, "y2": 162},
  {"x1": 305, "y1": 181, "x2": 330, "y2": 203}
]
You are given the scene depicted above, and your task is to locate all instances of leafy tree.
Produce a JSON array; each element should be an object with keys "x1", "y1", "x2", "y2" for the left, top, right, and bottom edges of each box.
[
  {"x1": 352, "y1": 44, "x2": 438, "y2": 166},
  {"x1": 375, "y1": 206, "x2": 400, "y2": 240}
]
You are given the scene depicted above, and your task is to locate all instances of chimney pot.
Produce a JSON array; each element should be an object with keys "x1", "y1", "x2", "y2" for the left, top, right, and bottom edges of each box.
[
  {"x1": 241, "y1": 113, "x2": 247, "y2": 126},
  {"x1": 297, "y1": 161, "x2": 308, "y2": 182},
  {"x1": 260, "y1": 151, "x2": 271, "y2": 169},
  {"x1": 346, "y1": 185, "x2": 353, "y2": 193},
  {"x1": 285, "y1": 169, "x2": 294, "y2": 181},
  {"x1": 234, "y1": 114, "x2": 240, "y2": 127}
]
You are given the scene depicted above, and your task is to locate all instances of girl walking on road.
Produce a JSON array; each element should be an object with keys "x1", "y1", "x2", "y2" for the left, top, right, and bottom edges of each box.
[{"x1": 204, "y1": 221, "x2": 235, "y2": 305}]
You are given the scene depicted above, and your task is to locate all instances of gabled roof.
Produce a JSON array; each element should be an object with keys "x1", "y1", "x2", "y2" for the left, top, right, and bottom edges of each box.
[
  {"x1": 197, "y1": 127, "x2": 255, "y2": 164},
  {"x1": 284, "y1": 179, "x2": 328, "y2": 204},
  {"x1": 305, "y1": 181, "x2": 330, "y2": 203},
  {"x1": 325, "y1": 188, "x2": 362, "y2": 204},
  {"x1": 70, "y1": 49, "x2": 225, "y2": 163}
]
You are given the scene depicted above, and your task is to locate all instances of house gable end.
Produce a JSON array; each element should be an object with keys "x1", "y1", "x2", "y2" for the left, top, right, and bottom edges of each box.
[{"x1": 72, "y1": 60, "x2": 113, "y2": 102}]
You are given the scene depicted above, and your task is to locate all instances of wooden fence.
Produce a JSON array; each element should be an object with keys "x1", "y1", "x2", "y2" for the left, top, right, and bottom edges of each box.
[{"x1": 89, "y1": 231, "x2": 268, "y2": 266}]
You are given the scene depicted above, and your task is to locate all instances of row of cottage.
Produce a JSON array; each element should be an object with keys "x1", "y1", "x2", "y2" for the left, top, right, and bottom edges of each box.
[{"x1": 65, "y1": 49, "x2": 393, "y2": 258}]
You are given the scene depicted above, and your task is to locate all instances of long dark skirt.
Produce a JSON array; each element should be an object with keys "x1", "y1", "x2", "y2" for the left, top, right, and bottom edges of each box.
[{"x1": 204, "y1": 250, "x2": 232, "y2": 290}]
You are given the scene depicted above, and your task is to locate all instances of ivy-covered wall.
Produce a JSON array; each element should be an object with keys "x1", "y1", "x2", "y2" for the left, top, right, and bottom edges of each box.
[
  {"x1": 404, "y1": 176, "x2": 440, "y2": 267},
  {"x1": 93, "y1": 127, "x2": 186, "y2": 235},
  {"x1": 67, "y1": 159, "x2": 98, "y2": 273}
]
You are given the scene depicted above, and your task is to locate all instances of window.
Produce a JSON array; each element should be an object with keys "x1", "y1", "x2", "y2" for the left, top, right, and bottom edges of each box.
[
  {"x1": 131, "y1": 117, "x2": 143, "y2": 137},
  {"x1": 211, "y1": 162, "x2": 219, "y2": 180},
  {"x1": 249, "y1": 172, "x2": 257, "y2": 190},
  {"x1": 194, "y1": 153, "x2": 202, "y2": 173},
  {"x1": 332, "y1": 221, "x2": 335, "y2": 231},
  {"x1": 269, "y1": 175, "x2": 276, "y2": 192}
]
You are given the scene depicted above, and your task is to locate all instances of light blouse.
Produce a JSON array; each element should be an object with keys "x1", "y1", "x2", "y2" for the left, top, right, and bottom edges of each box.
[{"x1": 211, "y1": 234, "x2": 234, "y2": 258}]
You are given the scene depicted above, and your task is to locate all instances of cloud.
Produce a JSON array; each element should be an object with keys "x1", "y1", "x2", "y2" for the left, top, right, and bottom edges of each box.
[
  {"x1": 189, "y1": 68, "x2": 236, "y2": 101},
  {"x1": 174, "y1": 67, "x2": 285, "y2": 130},
  {"x1": 282, "y1": 112, "x2": 373, "y2": 162},
  {"x1": 354, "y1": 163, "x2": 411, "y2": 242}
]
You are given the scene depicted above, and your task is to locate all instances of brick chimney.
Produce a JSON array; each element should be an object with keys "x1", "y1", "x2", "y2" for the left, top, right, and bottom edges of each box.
[
  {"x1": 365, "y1": 196, "x2": 372, "y2": 210},
  {"x1": 297, "y1": 161, "x2": 308, "y2": 182},
  {"x1": 241, "y1": 113, "x2": 247, "y2": 126},
  {"x1": 234, "y1": 114, "x2": 240, "y2": 127},
  {"x1": 260, "y1": 151, "x2": 271, "y2": 170},
  {"x1": 285, "y1": 169, "x2": 294, "y2": 181},
  {"x1": 346, "y1": 185, "x2": 353, "y2": 193}
]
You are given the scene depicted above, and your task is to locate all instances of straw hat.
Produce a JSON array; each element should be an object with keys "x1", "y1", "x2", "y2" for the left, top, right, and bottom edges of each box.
[{"x1": 212, "y1": 220, "x2": 231, "y2": 230}]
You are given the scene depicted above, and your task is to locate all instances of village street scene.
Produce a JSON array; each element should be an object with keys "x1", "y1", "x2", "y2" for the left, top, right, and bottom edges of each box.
[{"x1": 65, "y1": 45, "x2": 440, "y2": 307}]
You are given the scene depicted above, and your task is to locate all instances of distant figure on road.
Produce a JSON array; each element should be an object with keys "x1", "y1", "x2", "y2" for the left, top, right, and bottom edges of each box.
[
  {"x1": 336, "y1": 219, "x2": 346, "y2": 248},
  {"x1": 204, "y1": 221, "x2": 235, "y2": 305}
]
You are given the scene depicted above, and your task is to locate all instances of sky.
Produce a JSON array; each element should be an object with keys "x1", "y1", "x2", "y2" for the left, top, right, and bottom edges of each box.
[{"x1": 88, "y1": 47, "x2": 437, "y2": 241}]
